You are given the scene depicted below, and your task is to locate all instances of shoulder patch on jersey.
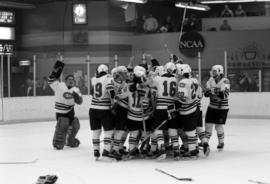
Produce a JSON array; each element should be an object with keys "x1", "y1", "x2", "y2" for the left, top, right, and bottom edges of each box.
[
  {"x1": 63, "y1": 92, "x2": 74, "y2": 99},
  {"x1": 179, "y1": 82, "x2": 185, "y2": 87}
]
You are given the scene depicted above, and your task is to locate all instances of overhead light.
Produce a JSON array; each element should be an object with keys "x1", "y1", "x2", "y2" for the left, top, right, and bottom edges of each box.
[
  {"x1": 19, "y1": 60, "x2": 31, "y2": 66},
  {"x1": 0, "y1": 1, "x2": 35, "y2": 9},
  {"x1": 120, "y1": 3, "x2": 129, "y2": 10},
  {"x1": 201, "y1": 0, "x2": 270, "y2": 4},
  {"x1": 175, "y1": 2, "x2": 211, "y2": 11},
  {"x1": 117, "y1": 0, "x2": 147, "y2": 4}
]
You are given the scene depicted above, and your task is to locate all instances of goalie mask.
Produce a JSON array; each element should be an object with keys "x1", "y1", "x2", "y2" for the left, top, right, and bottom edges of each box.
[{"x1": 65, "y1": 75, "x2": 75, "y2": 89}]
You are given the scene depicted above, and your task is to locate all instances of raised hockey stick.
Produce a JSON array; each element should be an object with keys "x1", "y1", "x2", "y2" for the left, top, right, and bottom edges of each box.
[
  {"x1": 155, "y1": 168, "x2": 193, "y2": 181},
  {"x1": 0, "y1": 158, "x2": 38, "y2": 164},
  {"x1": 248, "y1": 179, "x2": 270, "y2": 184}
]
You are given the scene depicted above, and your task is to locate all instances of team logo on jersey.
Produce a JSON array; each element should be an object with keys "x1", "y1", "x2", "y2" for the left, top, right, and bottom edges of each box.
[{"x1": 63, "y1": 92, "x2": 74, "y2": 99}]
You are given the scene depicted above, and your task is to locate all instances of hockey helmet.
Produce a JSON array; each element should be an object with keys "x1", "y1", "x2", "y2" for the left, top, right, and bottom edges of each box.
[
  {"x1": 97, "y1": 64, "x2": 109, "y2": 75},
  {"x1": 164, "y1": 62, "x2": 176, "y2": 74},
  {"x1": 117, "y1": 66, "x2": 127, "y2": 73},
  {"x1": 134, "y1": 65, "x2": 146, "y2": 77},
  {"x1": 155, "y1": 66, "x2": 165, "y2": 76},
  {"x1": 211, "y1": 65, "x2": 224, "y2": 77},
  {"x1": 177, "y1": 64, "x2": 192, "y2": 76}
]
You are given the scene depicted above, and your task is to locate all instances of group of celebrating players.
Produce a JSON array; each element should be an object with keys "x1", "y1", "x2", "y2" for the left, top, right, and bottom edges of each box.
[{"x1": 48, "y1": 54, "x2": 230, "y2": 162}]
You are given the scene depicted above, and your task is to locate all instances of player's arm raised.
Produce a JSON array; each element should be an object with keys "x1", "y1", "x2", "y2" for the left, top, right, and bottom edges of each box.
[{"x1": 48, "y1": 53, "x2": 65, "y2": 91}]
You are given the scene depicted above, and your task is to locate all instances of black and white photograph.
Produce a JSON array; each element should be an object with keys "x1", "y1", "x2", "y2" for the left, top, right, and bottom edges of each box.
[{"x1": 0, "y1": 0, "x2": 270, "y2": 184}]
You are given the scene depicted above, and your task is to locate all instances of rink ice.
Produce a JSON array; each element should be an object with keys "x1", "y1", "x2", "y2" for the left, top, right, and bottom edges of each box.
[{"x1": 1, "y1": 119, "x2": 270, "y2": 184}]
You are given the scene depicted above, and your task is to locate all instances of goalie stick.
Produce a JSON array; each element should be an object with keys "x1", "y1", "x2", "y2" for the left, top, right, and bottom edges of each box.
[
  {"x1": 0, "y1": 158, "x2": 38, "y2": 164},
  {"x1": 249, "y1": 179, "x2": 270, "y2": 184},
  {"x1": 155, "y1": 168, "x2": 193, "y2": 181}
]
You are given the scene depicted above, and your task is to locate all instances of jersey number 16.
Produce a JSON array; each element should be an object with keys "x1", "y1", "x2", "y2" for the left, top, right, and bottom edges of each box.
[{"x1": 162, "y1": 81, "x2": 177, "y2": 97}]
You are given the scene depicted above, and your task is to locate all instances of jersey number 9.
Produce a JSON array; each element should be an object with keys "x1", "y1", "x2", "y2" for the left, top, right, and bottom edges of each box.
[{"x1": 95, "y1": 83, "x2": 102, "y2": 98}]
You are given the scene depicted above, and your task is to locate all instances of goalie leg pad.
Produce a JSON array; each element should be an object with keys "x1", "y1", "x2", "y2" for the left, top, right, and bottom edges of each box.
[
  {"x1": 53, "y1": 117, "x2": 69, "y2": 149},
  {"x1": 66, "y1": 117, "x2": 80, "y2": 147}
]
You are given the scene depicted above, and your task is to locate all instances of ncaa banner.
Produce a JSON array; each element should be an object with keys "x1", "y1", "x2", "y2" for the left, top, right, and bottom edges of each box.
[{"x1": 179, "y1": 31, "x2": 205, "y2": 58}]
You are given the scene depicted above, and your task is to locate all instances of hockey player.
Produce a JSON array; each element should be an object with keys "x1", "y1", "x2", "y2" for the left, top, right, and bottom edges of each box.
[
  {"x1": 118, "y1": 66, "x2": 152, "y2": 159},
  {"x1": 151, "y1": 62, "x2": 178, "y2": 160},
  {"x1": 176, "y1": 64, "x2": 200, "y2": 158},
  {"x1": 48, "y1": 56, "x2": 83, "y2": 150},
  {"x1": 110, "y1": 66, "x2": 130, "y2": 158},
  {"x1": 204, "y1": 65, "x2": 230, "y2": 150},
  {"x1": 89, "y1": 64, "x2": 115, "y2": 160}
]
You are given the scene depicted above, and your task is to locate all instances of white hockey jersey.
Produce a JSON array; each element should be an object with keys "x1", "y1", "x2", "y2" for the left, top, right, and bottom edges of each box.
[
  {"x1": 48, "y1": 80, "x2": 81, "y2": 114},
  {"x1": 90, "y1": 74, "x2": 114, "y2": 110},
  {"x1": 206, "y1": 77, "x2": 230, "y2": 110},
  {"x1": 177, "y1": 78, "x2": 200, "y2": 115},
  {"x1": 118, "y1": 84, "x2": 151, "y2": 121},
  {"x1": 151, "y1": 75, "x2": 177, "y2": 110}
]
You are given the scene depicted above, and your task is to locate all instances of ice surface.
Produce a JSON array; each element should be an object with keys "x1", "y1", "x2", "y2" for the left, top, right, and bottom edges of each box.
[{"x1": 1, "y1": 119, "x2": 270, "y2": 184}]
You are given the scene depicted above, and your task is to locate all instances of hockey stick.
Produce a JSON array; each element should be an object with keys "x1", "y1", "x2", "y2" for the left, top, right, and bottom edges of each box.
[
  {"x1": 248, "y1": 179, "x2": 270, "y2": 184},
  {"x1": 155, "y1": 168, "x2": 194, "y2": 181},
  {"x1": 0, "y1": 158, "x2": 38, "y2": 164},
  {"x1": 123, "y1": 119, "x2": 168, "y2": 160}
]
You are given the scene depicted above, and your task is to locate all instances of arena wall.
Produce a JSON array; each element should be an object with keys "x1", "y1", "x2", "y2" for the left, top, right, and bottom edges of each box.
[
  {"x1": 1, "y1": 93, "x2": 270, "y2": 123},
  {"x1": 132, "y1": 30, "x2": 270, "y2": 69}
]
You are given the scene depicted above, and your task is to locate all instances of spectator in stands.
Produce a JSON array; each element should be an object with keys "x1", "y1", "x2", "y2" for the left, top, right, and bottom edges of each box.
[
  {"x1": 143, "y1": 14, "x2": 159, "y2": 33},
  {"x1": 20, "y1": 77, "x2": 33, "y2": 96},
  {"x1": 182, "y1": 18, "x2": 189, "y2": 32},
  {"x1": 182, "y1": 14, "x2": 198, "y2": 32},
  {"x1": 188, "y1": 14, "x2": 198, "y2": 31},
  {"x1": 41, "y1": 77, "x2": 54, "y2": 96},
  {"x1": 78, "y1": 78, "x2": 88, "y2": 95},
  {"x1": 249, "y1": 74, "x2": 259, "y2": 92},
  {"x1": 220, "y1": 4, "x2": 234, "y2": 17},
  {"x1": 220, "y1": 19, "x2": 232, "y2": 31},
  {"x1": 159, "y1": 15, "x2": 174, "y2": 33},
  {"x1": 229, "y1": 77, "x2": 240, "y2": 92},
  {"x1": 36, "y1": 78, "x2": 43, "y2": 96},
  {"x1": 239, "y1": 72, "x2": 252, "y2": 91},
  {"x1": 235, "y1": 4, "x2": 246, "y2": 17},
  {"x1": 136, "y1": 14, "x2": 147, "y2": 33}
]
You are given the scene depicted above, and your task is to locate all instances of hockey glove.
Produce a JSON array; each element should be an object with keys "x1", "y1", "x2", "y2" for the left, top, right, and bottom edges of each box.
[
  {"x1": 72, "y1": 92, "x2": 82, "y2": 105},
  {"x1": 204, "y1": 89, "x2": 212, "y2": 97},
  {"x1": 129, "y1": 83, "x2": 137, "y2": 92},
  {"x1": 36, "y1": 175, "x2": 58, "y2": 184},
  {"x1": 49, "y1": 61, "x2": 64, "y2": 80}
]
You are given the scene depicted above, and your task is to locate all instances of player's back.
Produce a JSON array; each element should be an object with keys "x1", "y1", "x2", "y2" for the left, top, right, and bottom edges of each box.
[
  {"x1": 90, "y1": 74, "x2": 114, "y2": 110},
  {"x1": 178, "y1": 78, "x2": 199, "y2": 115},
  {"x1": 127, "y1": 85, "x2": 150, "y2": 121},
  {"x1": 153, "y1": 75, "x2": 177, "y2": 110}
]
